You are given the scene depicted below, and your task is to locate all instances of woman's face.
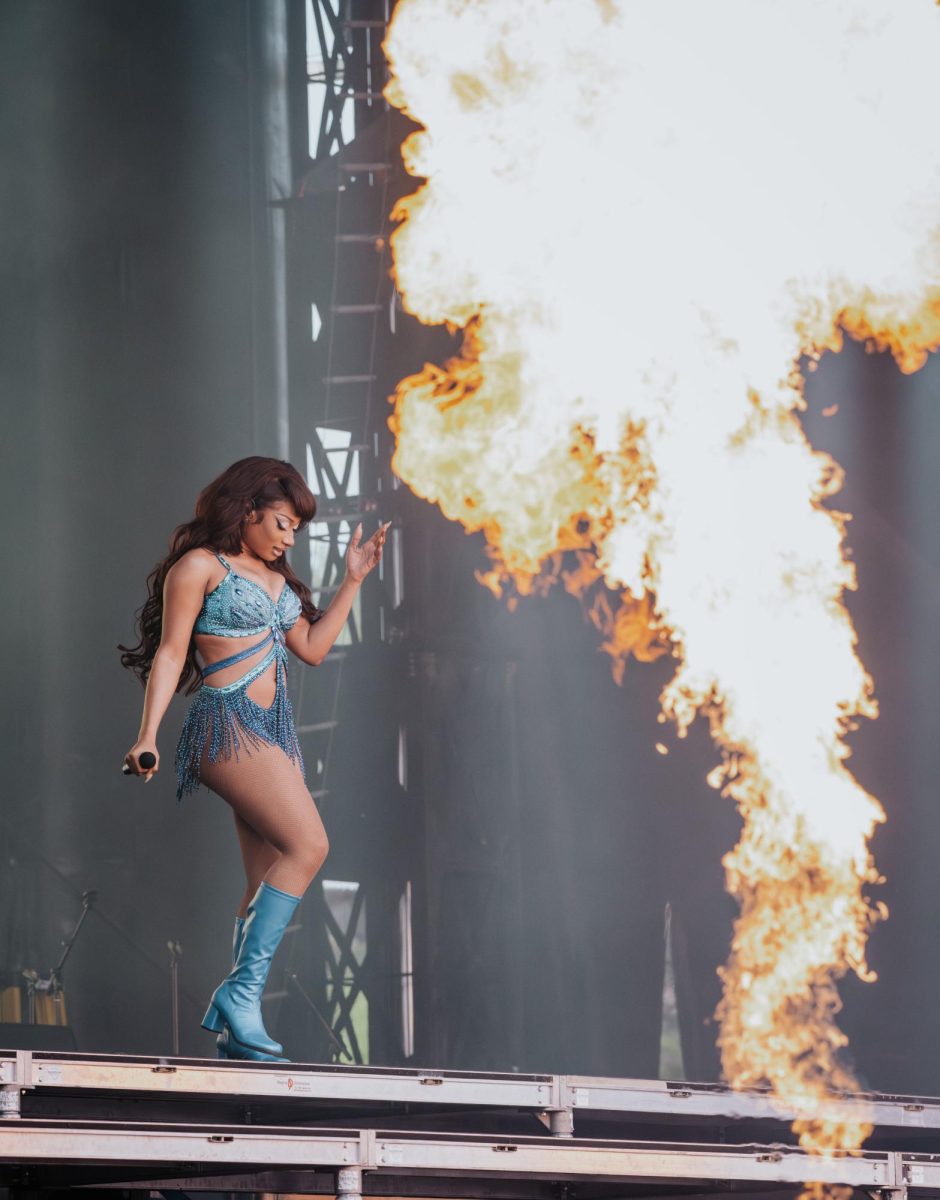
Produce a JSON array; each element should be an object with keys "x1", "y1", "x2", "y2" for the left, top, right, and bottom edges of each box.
[{"x1": 241, "y1": 500, "x2": 302, "y2": 564}]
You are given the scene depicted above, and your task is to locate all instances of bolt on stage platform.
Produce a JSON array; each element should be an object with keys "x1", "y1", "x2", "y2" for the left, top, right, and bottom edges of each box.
[{"x1": 3, "y1": 1051, "x2": 940, "y2": 1199}]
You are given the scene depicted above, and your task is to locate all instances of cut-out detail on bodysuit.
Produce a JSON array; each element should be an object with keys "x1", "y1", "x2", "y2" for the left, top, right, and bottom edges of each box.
[
  {"x1": 201, "y1": 632, "x2": 278, "y2": 707},
  {"x1": 174, "y1": 552, "x2": 304, "y2": 800}
]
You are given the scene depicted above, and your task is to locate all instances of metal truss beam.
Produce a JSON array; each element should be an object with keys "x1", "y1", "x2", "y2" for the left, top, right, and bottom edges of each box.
[{"x1": 283, "y1": 0, "x2": 406, "y2": 1073}]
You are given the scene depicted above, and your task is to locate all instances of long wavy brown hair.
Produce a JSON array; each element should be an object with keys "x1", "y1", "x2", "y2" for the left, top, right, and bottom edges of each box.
[{"x1": 119, "y1": 457, "x2": 323, "y2": 695}]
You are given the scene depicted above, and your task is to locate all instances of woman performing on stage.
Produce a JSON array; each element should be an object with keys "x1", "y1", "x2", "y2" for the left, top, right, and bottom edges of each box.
[{"x1": 120, "y1": 456, "x2": 389, "y2": 1062}]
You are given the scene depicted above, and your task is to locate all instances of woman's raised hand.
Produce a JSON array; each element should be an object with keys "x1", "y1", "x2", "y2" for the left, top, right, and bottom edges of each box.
[{"x1": 346, "y1": 520, "x2": 391, "y2": 582}]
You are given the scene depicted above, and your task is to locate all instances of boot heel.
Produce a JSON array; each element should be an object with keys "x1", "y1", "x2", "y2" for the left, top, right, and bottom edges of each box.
[{"x1": 201, "y1": 1002, "x2": 225, "y2": 1033}]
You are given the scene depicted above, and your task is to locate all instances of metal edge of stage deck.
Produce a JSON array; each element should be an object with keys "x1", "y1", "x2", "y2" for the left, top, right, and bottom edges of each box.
[
  {"x1": 0, "y1": 1051, "x2": 554, "y2": 1115},
  {"x1": 0, "y1": 1119, "x2": 927, "y2": 1192},
  {"x1": 4, "y1": 1054, "x2": 940, "y2": 1198},
  {"x1": 3, "y1": 1048, "x2": 940, "y2": 1134}
]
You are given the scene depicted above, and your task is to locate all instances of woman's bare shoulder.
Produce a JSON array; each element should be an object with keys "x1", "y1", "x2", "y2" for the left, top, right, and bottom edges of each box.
[{"x1": 165, "y1": 548, "x2": 219, "y2": 590}]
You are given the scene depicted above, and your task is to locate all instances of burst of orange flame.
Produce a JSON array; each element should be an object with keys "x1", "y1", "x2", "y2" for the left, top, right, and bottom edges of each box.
[{"x1": 382, "y1": 0, "x2": 940, "y2": 1167}]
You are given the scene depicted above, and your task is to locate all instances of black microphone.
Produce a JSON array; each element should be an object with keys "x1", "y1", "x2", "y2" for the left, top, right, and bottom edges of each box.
[{"x1": 122, "y1": 751, "x2": 156, "y2": 776}]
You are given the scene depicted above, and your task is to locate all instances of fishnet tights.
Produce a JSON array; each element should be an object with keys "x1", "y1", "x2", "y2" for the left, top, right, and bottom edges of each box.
[{"x1": 199, "y1": 740, "x2": 329, "y2": 912}]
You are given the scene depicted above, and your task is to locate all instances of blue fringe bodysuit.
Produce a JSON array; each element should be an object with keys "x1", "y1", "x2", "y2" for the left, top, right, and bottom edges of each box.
[{"x1": 175, "y1": 552, "x2": 305, "y2": 800}]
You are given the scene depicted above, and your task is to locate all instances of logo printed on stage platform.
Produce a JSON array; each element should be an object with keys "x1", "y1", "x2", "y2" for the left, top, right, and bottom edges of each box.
[{"x1": 278, "y1": 1075, "x2": 313, "y2": 1094}]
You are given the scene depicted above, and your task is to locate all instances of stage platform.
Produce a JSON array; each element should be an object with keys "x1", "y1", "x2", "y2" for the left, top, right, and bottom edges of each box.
[{"x1": 2, "y1": 1049, "x2": 940, "y2": 1198}]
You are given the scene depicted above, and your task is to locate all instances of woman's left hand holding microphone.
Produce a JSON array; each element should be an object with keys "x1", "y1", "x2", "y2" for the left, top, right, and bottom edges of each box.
[{"x1": 123, "y1": 742, "x2": 159, "y2": 781}]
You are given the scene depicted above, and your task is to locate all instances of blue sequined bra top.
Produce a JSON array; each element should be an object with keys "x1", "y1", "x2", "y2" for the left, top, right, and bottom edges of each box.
[
  {"x1": 193, "y1": 552, "x2": 303, "y2": 637},
  {"x1": 174, "y1": 552, "x2": 305, "y2": 800}
]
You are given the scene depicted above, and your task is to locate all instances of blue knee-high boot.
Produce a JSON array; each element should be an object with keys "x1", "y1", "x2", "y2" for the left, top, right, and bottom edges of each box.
[
  {"x1": 202, "y1": 881, "x2": 299, "y2": 1056},
  {"x1": 215, "y1": 916, "x2": 245, "y2": 1060},
  {"x1": 216, "y1": 915, "x2": 292, "y2": 1062}
]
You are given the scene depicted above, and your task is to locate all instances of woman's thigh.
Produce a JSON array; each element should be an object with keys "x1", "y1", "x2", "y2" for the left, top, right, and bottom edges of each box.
[{"x1": 199, "y1": 740, "x2": 326, "y2": 857}]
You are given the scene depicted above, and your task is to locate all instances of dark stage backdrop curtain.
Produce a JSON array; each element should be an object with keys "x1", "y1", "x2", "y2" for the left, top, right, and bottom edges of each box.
[
  {"x1": 804, "y1": 343, "x2": 940, "y2": 1095},
  {"x1": 389, "y1": 493, "x2": 726, "y2": 1079},
  {"x1": 0, "y1": 0, "x2": 293, "y2": 1055}
]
